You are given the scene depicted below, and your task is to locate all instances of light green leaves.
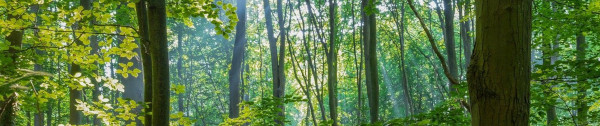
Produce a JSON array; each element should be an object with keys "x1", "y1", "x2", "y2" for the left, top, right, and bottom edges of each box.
[
  {"x1": 591, "y1": 99, "x2": 600, "y2": 112},
  {"x1": 172, "y1": 84, "x2": 186, "y2": 94},
  {"x1": 116, "y1": 62, "x2": 142, "y2": 78}
]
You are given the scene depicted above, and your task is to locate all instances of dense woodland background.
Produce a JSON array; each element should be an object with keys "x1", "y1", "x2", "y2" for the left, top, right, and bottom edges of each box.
[{"x1": 0, "y1": 0, "x2": 599, "y2": 125}]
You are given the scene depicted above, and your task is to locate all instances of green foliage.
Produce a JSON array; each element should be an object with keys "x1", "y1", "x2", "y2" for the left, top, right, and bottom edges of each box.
[
  {"x1": 219, "y1": 95, "x2": 305, "y2": 126},
  {"x1": 384, "y1": 101, "x2": 470, "y2": 126}
]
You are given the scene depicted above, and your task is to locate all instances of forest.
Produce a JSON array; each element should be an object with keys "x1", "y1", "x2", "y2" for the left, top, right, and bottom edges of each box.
[{"x1": 0, "y1": 0, "x2": 599, "y2": 125}]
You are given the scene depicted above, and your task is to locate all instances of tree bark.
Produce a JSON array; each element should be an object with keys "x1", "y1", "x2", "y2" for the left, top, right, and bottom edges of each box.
[
  {"x1": 327, "y1": 0, "x2": 338, "y2": 125},
  {"x1": 263, "y1": 0, "x2": 286, "y2": 123},
  {"x1": 275, "y1": 0, "x2": 287, "y2": 123},
  {"x1": 443, "y1": 0, "x2": 458, "y2": 91},
  {"x1": 147, "y1": 0, "x2": 170, "y2": 125},
  {"x1": 134, "y1": 0, "x2": 153, "y2": 125},
  {"x1": 228, "y1": 0, "x2": 247, "y2": 119},
  {"x1": 458, "y1": 0, "x2": 472, "y2": 69},
  {"x1": 468, "y1": 0, "x2": 532, "y2": 125},
  {"x1": 361, "y1": 0, "x2": 379, "y2": 123}
]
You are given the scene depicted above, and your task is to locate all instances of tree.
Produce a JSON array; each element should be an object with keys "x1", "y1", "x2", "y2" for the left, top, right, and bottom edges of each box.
[
  {"x1": 229, "y1": 0, "x2": 247, "y2": 119},
  {"x1": 327, "y1": 0, "x2": 339, "y2": 125},
  {"x1": 68, "y1": 0, "x2": 93, "y2": 124},
  {"x1": 263, "y1": 0, "x2": 286, "y2": 123},
  {"x1": 361, "y1": 0, "x2": 379, "y2": 123},
  {"x1": 576, "y1": 33, "x2": 587, "y2": 125},
  {"x1": 443, "y1": 0, "x2": 458, "y2": 92},
  {"x1": 134, "y1": 0, "x2": 153, "y2": 125},
  {"x1": 0, "y1": 7, "x2": 24, "y2": 126},
  {"x1": 458, "y1": 0, "x2": 473, "y2": 68},
  {"x1": 467, "y1": 0, "x2": 532, "y2": 125},
  {"x1": 147, "y1": 0, "x2": 170, "y2": 125}
]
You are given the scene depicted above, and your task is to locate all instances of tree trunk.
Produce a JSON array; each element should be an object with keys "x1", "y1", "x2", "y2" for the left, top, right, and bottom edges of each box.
[
  {"x1": 361, "y1": 0, "x2": 379, "y2": 123},
  {"x1": 458, "y1": 0, "x2": 472, "y2": 69},
  {"x1": 350, "y1": 0, "x2": 363, "y2": 123},
  {"x1": 468, "y1": 0, "x2": 532, "y2": 125},
  {"x1": 263, "y1": 0, "x2": 286, "y2": 123},
  {"x1": 228, "y1": 0, "x2": 247, "y2": 119},
  {"x1": 576, "y1": 33, "x2": 587, "y2": 125},
  {"x1": 545, "y1": 3, "x2": 559, "y2": 125},
  {"x1": 275, "y1": 0, "x2": 287, "y2": 123},
  {"x1": 327, "y1": 0, "x2": 338, "y2": 125},
  {"x1": 134, "y1": 0, "x2": 153, "y2": 125},
  {"x1": 443, "y1": 0, "x2": 458, "y2": 91},
  {"x1": 68, "y1": 0, "x2": 94, "y2": 124},
  {"x1": 147, "y1": 0, "x2": 170, "y2": 125}
]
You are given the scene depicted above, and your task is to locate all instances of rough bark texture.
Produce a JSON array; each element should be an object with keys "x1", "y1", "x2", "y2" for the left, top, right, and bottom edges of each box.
[
  {"x1": 468, "y1": 0, "x2": 532, "y2": 125},
  {"x1": 228, "y1": 0, "x2": 247, "y2": 119},
  {"x1": 327, "y1": 0, "x2": 338, "y2": 125},
  {"x1": 361, "y1": 0, "x2": 379, "y2": 123},
  {"x1": 147, "y1": 0, "x2": 170, "y2": 125},
  {"x1": 134, "y1": 0, "x2": 153, "y2": 125}
]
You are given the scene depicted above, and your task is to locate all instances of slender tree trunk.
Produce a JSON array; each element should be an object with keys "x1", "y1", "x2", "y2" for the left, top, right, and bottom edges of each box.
[
  {"x1": 443, "y1": 0, "x2": 458, "y2": 91},
  {"x1": 68, "y1": 0, "x2": 94, "y2": 124},
  {"x1": 459, "y1": 0, "x2": 472, "y2": 68},
  {"x1": 147, "y1": 0, "x2": 170, "y2": 124},
  {"x1": 263, "y1": 0, "x2": 286, "y2": 123},
  {"x1": 545, "y1": 3, "x2": 559, "y2": 125},
  {"x1": 361, "y1": 0, "x2": 379, "y2": 123},
  {"x1": 290, "y1": 41, "x2": 318, "y2": 126},
  {"x1": 228, "y1": 0, "x2": 247, "y2": 119},
  {"x1": 576, "y1": 33, "x2": 588, "y2": 125},
  {"x1": 349, "y1": 0, "x2": 363, "y2": 123},
  {"x1": 275, "y1": 0, "x2": 287, "y2": 123},
  {"x1": 468, "y1": 0, "x2": 532, "y2": 125},
  {"x1": 30, "y1": 4, "x2": 46, "y2": 126},
  {"x1": 134, "y1": 0, "x2": 153, "y2": 125},
  {"x1": 327, "y1": 0, "x2": 338, "y2": 125},
  {"x1": 176, "y1": 25, "x2": 186, "y2": 118}
]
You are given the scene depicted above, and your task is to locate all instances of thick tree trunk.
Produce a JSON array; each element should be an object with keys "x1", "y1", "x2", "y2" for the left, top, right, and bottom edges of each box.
[
  {"x1": 228, "y1": 0, "x2": 247, "y2": 119},
  {"x1": 134, "y1": 1, "x2": 153, "y2": 125},
  {"x1": 468, "y1": 0, "x2": 532, "y2": 125},
  {"x1": 361, "y1": 0, "x2": 379, "y2": 123},
  {"x1": 327, "y1": 0, "x2": 338, "y2": 125},
  {"x1": 147, "y1": 0, "x2": 170, "y2": 125}
]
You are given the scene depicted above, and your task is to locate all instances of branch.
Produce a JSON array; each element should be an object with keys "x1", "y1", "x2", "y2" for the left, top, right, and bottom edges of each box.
[
  {"x1": 406, "y1": 0, "x2": 460, "y2": 85},
  {"x1": 1, "y1": 69, "x2": 54, "y2": 89}
]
